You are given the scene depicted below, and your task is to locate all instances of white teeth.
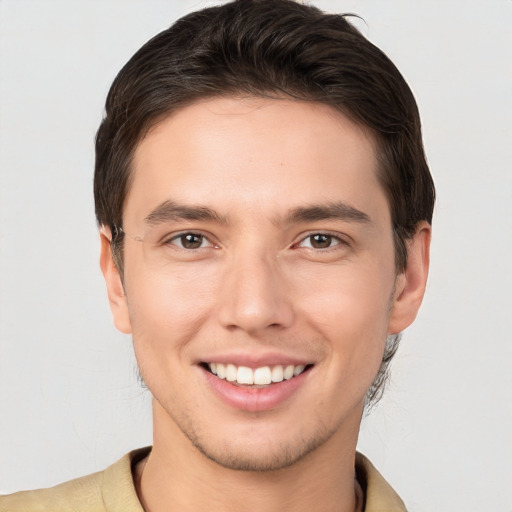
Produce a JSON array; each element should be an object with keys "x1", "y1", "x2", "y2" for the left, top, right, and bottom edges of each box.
[
  {"x1": 284, "y1": 365, "x2": 295, "y2": 380},
  {"x1": 226, "y1": 364, "x2": 237, "y2": 382},
  {"x1": 216, "y1": 363, "x2": 226, "y2": 379},
  {"x1": 271, "y1": 365, "x2": 284, "y2": 383},
  {"x1": 237, "y1": 366, "x2": 254, "y2": 385},
  {"x1": 207, "y1": 362, "x2": 308, "y2": 385},
  {"x1": 293, "y1": 364, "x2": 305, "y2": 376},
  {"x1": 254, "y1": 366, "x2": 272, "y2": 385}
]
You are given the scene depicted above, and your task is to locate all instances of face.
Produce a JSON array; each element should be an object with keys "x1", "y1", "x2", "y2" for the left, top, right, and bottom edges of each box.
[{"x1": 102, "y1": 96, "x2": 428, "y2": 471}]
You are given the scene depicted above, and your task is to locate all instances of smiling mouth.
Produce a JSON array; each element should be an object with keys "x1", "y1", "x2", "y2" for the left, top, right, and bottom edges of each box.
[{"x1": 202, "y1": 362, "x2": 313, "y2": 387}]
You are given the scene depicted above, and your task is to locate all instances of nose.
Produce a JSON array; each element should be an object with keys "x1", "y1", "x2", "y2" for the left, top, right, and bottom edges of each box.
[{"x1": 217, "y1": 250, "x2": 294, "y2": 335}]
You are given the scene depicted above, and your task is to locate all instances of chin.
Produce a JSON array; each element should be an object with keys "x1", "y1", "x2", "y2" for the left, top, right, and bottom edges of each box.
[{"x1": 184, "y1": 421, "x2": 339, "y2": 473}]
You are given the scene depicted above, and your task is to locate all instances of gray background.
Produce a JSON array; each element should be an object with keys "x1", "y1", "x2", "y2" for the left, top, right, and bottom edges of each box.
[{"x1": 1, "y1": 1, "x2": 511, "y2": 510}]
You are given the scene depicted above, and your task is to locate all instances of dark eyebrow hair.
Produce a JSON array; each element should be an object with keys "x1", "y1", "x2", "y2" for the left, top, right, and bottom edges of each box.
[
  {"x1": 284, "y1": 202, "x2": 372, "y2": 224},
  {"x1": 144, "y1": 200, "x2": 370, "y2": 227},
  {"x1": 144, "y1": 200, "x2": 228, "y2": 225}
]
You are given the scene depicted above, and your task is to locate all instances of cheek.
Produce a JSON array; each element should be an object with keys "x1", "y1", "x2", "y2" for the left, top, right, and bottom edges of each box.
[
  {"x1": 296, "y1": 260, "x2": 394, "y2": 368},
  {"x1": 122, "y1": 262, "x2": 218, "y2": 370},
  {"x1": 125, "y1": 255, "x2": 216, "y2": 322},
  {"x1": 299, "y1": 258, "x2": 393, "y2": 326},
  {"x1": 302, "y1": 284, "x2": 390, "y2": 411}
]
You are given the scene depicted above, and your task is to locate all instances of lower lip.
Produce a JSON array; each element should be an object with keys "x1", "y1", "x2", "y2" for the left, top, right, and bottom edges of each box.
[{"x1": 202, "y1": 366, "x2": 311, "y2": 412}]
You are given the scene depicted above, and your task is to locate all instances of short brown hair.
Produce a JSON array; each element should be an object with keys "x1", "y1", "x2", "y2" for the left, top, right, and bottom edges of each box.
[{"x1": 94, "y1": 0, "x2": 435, "y2": 407}]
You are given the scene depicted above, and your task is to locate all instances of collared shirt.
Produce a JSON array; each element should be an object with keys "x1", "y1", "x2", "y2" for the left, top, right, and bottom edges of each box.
[{"x1": 1, "y1": 448, "x2": 407, "y2": 511}]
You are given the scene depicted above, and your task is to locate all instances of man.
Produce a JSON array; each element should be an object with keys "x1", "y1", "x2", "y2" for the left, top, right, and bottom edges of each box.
[{"x1": 1, "y1": 0, "x2": 434, "y2": 510}]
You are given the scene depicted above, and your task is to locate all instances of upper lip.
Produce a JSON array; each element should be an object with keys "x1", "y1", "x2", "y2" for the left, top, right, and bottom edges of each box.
[{"x1": 197, "y1": 351, "x2": 314, "y2": 368}]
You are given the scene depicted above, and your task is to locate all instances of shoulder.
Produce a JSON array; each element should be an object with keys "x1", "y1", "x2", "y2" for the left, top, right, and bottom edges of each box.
[
  {"x1": 0, "y1": 447, "x2": 149, "y2": 512},
  {"x1": 0, "y1": 471, "x2": 105, "y2": 512},
  {"x1": 356, "y1": 452, "x2": 408, "y2": 512}
]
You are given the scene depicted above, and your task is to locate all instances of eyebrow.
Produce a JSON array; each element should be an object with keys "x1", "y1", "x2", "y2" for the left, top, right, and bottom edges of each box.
[
  {"x1": 143, "y1": 200, "x2": 371, "y2": 227},
  {"x1": 144, "y1": 200, "x2": 228, "y2": 226},
  {"x1": 283, "y1": 202, "x2": 372, "y2": 225}
]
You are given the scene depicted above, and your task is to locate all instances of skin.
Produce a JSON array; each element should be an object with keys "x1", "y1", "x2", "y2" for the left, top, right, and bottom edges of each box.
[{"x1": 100, "y1": 96, "x2": 430, "y2": 512}]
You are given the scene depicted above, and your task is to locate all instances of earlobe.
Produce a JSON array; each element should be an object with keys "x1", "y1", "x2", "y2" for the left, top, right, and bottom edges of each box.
[
  {"x1": 388, "y1": 221, "x2": 431, "y2": 334},
  {"x1": 99, "y1": 227, "x2": 132, "y2": 334}
]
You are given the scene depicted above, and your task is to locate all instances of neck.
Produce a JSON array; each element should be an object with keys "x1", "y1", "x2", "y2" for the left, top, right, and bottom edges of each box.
[{"x1": 136, "y1": 400, "x2": 363, "y2": 512}]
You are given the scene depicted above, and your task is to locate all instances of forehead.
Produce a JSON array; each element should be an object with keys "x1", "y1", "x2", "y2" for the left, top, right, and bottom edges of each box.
[{"x1": 125, "y1": 96, "x2": 387, "y2": 227}]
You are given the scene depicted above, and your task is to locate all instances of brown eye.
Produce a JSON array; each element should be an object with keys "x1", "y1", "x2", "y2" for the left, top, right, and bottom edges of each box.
[
  {"x1": 172, "y1": 233, "x2": 208, "y2": 249},
  {"x1": 296, "y1": 233, "x2": 344, "y2": 250},
  {"x1": 309, "y1": 234, "x2": 333, "y2": 248}
]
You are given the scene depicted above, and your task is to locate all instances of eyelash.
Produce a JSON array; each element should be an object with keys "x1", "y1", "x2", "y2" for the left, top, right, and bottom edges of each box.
[
  {"x1": 162, "y1": 231, "x2": 349, "y2": 252},
  {"x1": 162, "y1": 231, "x2": 217, "y2": 250},
  {"x1": 294, "y1": 232, "x2": 349, "y2": 251}
]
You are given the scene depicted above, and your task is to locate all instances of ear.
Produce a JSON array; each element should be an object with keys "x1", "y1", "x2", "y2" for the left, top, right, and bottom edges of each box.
[
  {"x1": 99, "y1": 227, "x2": 132, "y2": 334},
  {"x1": 388, "y1": 221, "x2": 431, "y2": 334}
]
